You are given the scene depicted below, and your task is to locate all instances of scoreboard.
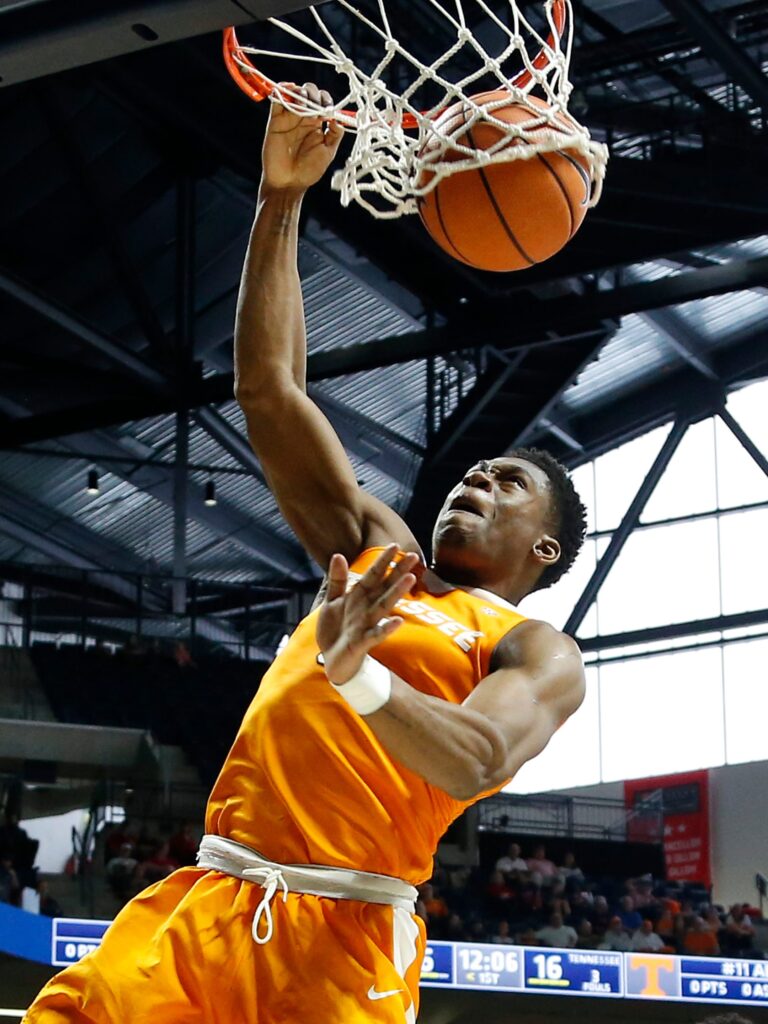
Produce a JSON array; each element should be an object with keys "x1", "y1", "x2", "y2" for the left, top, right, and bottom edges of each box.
[
  {"x1": 1, "y1": 904, "x2": 765, "y2": 1011},
  {"x1": 422, "y1": 941, "x2": 768, "y2": 1008}
]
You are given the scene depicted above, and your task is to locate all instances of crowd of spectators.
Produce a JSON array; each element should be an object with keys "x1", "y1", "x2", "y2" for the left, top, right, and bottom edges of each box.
[
  {"x1": 103, "y1": 819, "x2": 198, "y2": 906},
  {"x1": 416, "y1": 841, "x2": 764, "y2": 958}
]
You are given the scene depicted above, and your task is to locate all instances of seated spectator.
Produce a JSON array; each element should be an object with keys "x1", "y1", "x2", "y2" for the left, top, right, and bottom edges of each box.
[
  {"x1": 722, "y1": 904, "x2": 755, "y2": 955},
  {"x1": 630, "y1": 919, "x2": 666, "y2": 953},
  {"x1": 37, "y1": 880, "x2": 62, "y2": 918},
  {"x1": 134, "y1": 826, "x2": 158, "y2": 864},
  {"x1": 419, "y1": 883, "x2": 449, "y2": 935},
  {"x1": 516, "y1": 926, "x2": 539, "y2": 947},
  {"x1": 465, "y1": 919, "x2": 489, "y2": 944},
  {"x1": 590, "y1": 894, "x2": 612, "y2": 934},
  {"x1": 106, "y1": 843, "x2": 138, "y2": 903},
  {"x1": 169, "y1": 822, "x2": 198, "y2": 868},
  {"x1": 633, "y1": 879, "x2": 657, "y2": 911},
  {"x1": 617, "y1": 895, "x2": 642, "y2": 933},
  {"x1": 491, "y1": 920, "x2": 515, "y2": 945},
  {"x1": 137, "y1": 841, "x2": 179, "y2": 886},
  {"x1": 683, "y1": 916, "x2": 720, "y2": 957},
  {"x1": 701, "y1": 906, "x2": 723, "y2": 936},
  {"x1": 567, "y1": 891, "x2": 593, "y2": 928},
  {"x1": 656, "y1": 897, "x2": 682, "y2": 945},
  {"x1": 0, "y1": 856, "x2": 20, "y2": 905},
  {"x1": 544, "y1": 880, "x2": 571, "y2": 920},
  {"x1": 599, "y1": 916, "x2": 631, "y2": 952},
  {"x1": 575, "y1": 920, "x2": 597, "y2": 950},
  {"x1": 444, "y1": 912, "x2": 466, "y2": 942},
  {"x1": 557, "y1": 852, "x2": 584, "y2": 890},
  {"x1": 495, "y1": 842, "x2": 527, "y2": 878},
  {"x1": 527, "y1": 845, "x2": 557, "y2": 887},
  {"x1": 103, "y1": 820, "x2": 135, "y2": 865},
  {"x1": 536, "y1": 912, "x2": 577, "y2": 949},
  {"x1": 518, "y1": 881, "x2": 543, "y2": 916},
  {"x1": 485, "y1": 870, "x2": 517, "y2": 919}
]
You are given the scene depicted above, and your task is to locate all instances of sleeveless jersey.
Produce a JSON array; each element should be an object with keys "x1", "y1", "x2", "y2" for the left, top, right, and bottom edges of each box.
[{"x1": 205, "y1": 547, "x2": 527, "y2": 885}]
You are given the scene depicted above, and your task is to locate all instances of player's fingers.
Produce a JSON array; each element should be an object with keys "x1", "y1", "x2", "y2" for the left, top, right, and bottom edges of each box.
[
  {"x1": 319, "y1": 88, "x2": 333, "y2": 108},
  {"x1": 271, "y1": 82, "x2": 298, "y2": 113},
  {"x1": 301, "y1": 82, "x2": 320, "y2": 107},
  {"x1": 356, "y1": 547, "x2": 417, "y2": 606},
  {"x1": 325, "y1": 553, "x2": 348, "y2": 602},
  {"x1": 374, "y1": 551, "x2": 419, "y2": 600},
  {"x1": 361, "y1": 544, "x2": 399, "y2": 590},
  {"x1": 376, "y1": 571, "x2": 416, "y2": 613},
  {"x1": 364, "y1": 616, "x2": 403, "y2": 644}
]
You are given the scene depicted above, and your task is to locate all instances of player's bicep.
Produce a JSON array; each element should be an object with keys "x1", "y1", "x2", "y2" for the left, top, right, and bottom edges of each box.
[
  {"x1": 241, "y1": 387, "x2": 418, "y2": 566},
  {"x1": 462, "y1": 632, "x2": 585, "y2": 783}
]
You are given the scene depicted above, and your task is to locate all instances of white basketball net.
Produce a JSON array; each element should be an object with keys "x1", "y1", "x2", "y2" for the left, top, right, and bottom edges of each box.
[{"x1": 230, "y1": 0, "x2": 608, "y2": 219}]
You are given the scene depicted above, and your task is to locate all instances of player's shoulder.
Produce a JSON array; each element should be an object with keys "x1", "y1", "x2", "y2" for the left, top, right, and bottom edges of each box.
[
  {"x1": 521, "y1": 619, "x2": 586, "y2": 713},
  {"x1": 493, "y1": 617, "x2": 585, "y2": 692},
  {"x1": 498, "y1": 615, "x2": 580, "y2": 661}
]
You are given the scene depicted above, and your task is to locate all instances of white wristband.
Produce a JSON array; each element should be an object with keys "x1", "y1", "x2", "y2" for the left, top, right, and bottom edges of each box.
[{"x1": 330, "y1": 655, "x2": 391, "y2": 716}]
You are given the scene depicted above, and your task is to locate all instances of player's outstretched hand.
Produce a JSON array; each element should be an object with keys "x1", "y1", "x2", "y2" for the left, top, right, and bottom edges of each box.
[
  {"x1": 317, "y1": 544, "x2": 420, "y2": 685},
  {"x1": 261, "y1": 82, "x2": 343, "y2": 195}
]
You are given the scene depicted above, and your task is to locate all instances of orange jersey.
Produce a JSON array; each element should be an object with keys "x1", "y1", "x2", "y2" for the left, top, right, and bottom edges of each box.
[
  {"x1": 27, "y1": 550, "x2": 528, "y2": 1024},
  {"x1": 206, "y1": 547, "x2": 527, "y2": 884}
]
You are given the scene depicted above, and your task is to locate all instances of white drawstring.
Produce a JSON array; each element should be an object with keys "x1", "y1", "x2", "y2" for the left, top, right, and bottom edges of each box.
[
  {"x1": 197, "y1": 835, "x2": 416, "y2": 948},
  {"x1": 243, "y1": 866, "x2": 289, "y2": 944}
]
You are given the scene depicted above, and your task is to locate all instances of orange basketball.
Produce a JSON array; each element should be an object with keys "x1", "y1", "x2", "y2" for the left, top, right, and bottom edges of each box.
[{"x1": 417, "y1": 92, "x2": 592, "y2": 272}]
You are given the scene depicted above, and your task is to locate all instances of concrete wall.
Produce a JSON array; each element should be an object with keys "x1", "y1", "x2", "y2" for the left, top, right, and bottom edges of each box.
[{"x1": 554, "y1": 761, "x2": 768, "y2": 907}]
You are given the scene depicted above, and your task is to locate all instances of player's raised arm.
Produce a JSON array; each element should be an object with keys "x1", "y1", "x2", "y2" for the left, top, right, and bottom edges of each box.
[{"x1": 234, "y1": 85, "x2": 419, "y2": 568}]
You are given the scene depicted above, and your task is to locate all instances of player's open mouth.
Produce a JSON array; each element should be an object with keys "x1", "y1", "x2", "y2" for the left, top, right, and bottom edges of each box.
[{"x1": 448, "y1": 497, "x2": 484, "y2": 517}]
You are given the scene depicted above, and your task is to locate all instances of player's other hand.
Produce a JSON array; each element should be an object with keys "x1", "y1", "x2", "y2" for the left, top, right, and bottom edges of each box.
[
  {"x1": 317, "y1": 544, "x2": 419, "y2": 685},
  {"x1": 261, "y1": 82, "x2": 343, "y2": 195}
]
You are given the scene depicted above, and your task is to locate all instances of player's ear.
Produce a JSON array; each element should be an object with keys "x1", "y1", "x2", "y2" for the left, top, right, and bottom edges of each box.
[{"x1": 533, "y1": 535, "x2": 561, "y2": 568}]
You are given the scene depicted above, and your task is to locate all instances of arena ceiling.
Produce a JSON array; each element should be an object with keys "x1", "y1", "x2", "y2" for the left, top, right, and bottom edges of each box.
[{"x1": 1, "y1": 0, "x2": 767, "y2": 635}]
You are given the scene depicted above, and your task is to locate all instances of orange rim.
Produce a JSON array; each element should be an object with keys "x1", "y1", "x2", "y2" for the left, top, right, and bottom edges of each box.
[{"x1": 223, "y1": 1, "x2": 567, "y2": 130}]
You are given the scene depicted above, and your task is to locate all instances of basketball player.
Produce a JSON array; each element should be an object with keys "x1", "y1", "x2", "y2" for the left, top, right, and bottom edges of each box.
[{"x1": 25, "y1": 87, "x2": 586, "y2": 1024}]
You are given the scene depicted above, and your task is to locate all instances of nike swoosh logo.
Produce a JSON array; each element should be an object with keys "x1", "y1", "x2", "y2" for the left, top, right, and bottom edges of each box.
[{"x1": 367, "y1": 986, "x2": 402, "y2": 1001}]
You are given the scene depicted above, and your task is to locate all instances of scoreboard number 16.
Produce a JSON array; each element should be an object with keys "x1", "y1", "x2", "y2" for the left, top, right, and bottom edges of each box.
[{"x1": 532, "y1": 954, "x2": 564, "y2": 980}]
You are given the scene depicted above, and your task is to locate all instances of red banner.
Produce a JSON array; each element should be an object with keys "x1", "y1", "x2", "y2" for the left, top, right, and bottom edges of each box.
[{"x1": 624, "y1": 770, "x2": 711, "y2": 887}]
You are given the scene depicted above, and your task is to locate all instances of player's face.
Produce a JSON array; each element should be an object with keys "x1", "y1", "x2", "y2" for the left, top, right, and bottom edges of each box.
[{"x1": 432, "y1": 456, "x2": 557, "y2": 578}]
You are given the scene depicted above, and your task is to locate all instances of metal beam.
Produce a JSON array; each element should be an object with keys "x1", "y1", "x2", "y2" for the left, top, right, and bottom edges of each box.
[
  {"x1": 0, "y1": 267, "x2": 167, "y2": 387},
  {"x1": 579, "y1": 607, "x2": 768, "y2": 654},
  {"x1": 659, "y1": 0, "x2": 768, "y2": 111},
  {"x1": 193, "y1": 407, "x2": 266, "y2": 484},
  {"x1": 530, "y1": 327, "x2": 768, "y2": 469},
  {"x1": 719, "y1": 406, "x2": 768, "y2": 479},
  {"x1": 638, "y1": 307, "x2": 718, "y2": 380},
  {"x1": 564, "y1": 417, "x2": 690, "y2": 636},
  {"x1": 297, "y1": 255, "x2": 768, "y2": 381},
  {"x1": 6, "y1": 252, "x2": 768, "y2": 447},
  {"x1": 578, "y1": 1, "x2": 743, "y2": 125},
  {"x1": 310, "y1": 390, "x2": 420, "y2": 484}
]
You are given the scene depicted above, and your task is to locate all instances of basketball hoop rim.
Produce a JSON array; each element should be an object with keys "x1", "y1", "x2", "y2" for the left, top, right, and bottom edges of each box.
[{"x1": 222, "y1": 0, "x2": 568, "y2": 130}]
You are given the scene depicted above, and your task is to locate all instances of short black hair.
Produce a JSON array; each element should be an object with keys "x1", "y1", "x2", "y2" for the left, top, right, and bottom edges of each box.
[{"x1": 506, "y1": 446, "x2": 587, "y2": 594}]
